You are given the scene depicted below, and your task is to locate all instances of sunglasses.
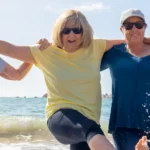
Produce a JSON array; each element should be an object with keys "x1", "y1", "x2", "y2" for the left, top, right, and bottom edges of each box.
[
  {"x1": 61, "y1": 27, "x2": 83, "y2": 35},
  {"x1": 122, "y1": 21, "x2": 146, "y2": 30}
]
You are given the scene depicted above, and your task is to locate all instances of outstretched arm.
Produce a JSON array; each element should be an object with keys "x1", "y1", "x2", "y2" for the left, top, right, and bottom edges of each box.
[
  {"x1": 0, "y1": 38, "x2": 50, "y2": 62},
  {"x1": 105, "y1": 40, "x2": 125, "y2": 52},
  {"x1": 0, "y1": 41, "x2": 35, "y2": 63},
  {"x1": 105, "y1": 37, "x2": 150, "y2": 52},
  {"x1": 143, "y1": 37, "x2": 150, "y2": 44},
  {"x1": 0, "y1": 60, "x2": 33, "y2": 80},
  {"x1": 0, "y1": 39, "x2": 51, "y2": 80}
]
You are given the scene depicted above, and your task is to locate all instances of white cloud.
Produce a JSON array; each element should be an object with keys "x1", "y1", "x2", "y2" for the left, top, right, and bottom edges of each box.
[
  {"x1": 44, "y1": 2, "x2": 111, "y2": 14},
  {"x1": 74, "y1": 2, "x2": 111, "y2": 12},
  {"x1": 44, "y1": 3, "x2": 59, "y2": 14}
]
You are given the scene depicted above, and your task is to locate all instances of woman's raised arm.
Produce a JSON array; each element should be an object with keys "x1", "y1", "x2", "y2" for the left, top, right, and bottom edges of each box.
[
  {"x1": 0, "y1": 40, "x2": 35, "y2": 63},
  {"x1": 105, "y1": 40, "x2": 125, "y2": 52}
]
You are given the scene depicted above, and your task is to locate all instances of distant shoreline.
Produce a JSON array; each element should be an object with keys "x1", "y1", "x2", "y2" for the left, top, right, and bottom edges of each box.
[
  {"x1": 41, "y1": 93, "x2": 112, "y2": 99},
  {"x1": 0, "y1": 94, "x2": 112, "y2": 99}
]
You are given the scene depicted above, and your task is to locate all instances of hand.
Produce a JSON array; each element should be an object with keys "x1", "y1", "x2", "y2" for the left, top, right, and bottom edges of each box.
[
  {"x1": 135, "y1": 136, "x2": 148, "y2": 150},
  {"x1": 37, "y1": 38, "x2": 51, "y2": 50},
  {"x1": 143, "y1": 37, "x2": 150, "y2": 44}
]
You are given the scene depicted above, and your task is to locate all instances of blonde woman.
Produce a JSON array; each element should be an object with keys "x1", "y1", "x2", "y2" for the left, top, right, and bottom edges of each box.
[{"x1": 0, "y1": 9, "x2": 135, "y2": 150}]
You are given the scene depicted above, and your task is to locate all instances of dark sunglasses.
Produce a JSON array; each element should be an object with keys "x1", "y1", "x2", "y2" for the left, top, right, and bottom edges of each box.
[
  {"x1": 122, "y1": 21, "x2": 146, "y2": 30},
  {"x1": 61, "y1": 27, "x2": 83, "y2": 34}
]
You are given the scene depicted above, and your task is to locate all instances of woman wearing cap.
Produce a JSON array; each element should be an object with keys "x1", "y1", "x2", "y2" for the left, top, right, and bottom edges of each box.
[{"x1": 101, "y1": 8, "x2": 150, "y2": 150}]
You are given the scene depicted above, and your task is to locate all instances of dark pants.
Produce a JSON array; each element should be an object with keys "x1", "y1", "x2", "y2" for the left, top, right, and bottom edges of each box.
[
  {"x1": 70, "y1": 142, "x2": 90, "y2": 150},
  {"x1": 47, "y1": 109, "x2": 104, "y2": 150},
  {"x1": 112, "y1": 128, "x2": 150, "y2": 150}
]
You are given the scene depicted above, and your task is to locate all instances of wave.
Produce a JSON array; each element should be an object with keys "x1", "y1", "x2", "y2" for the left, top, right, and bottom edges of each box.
[
  {"x1": 0, "y1": 116, "x2": 109, "y2": 134},
  {"x1": 0, "y1": 116, "x2": 111, "y2": 145},
  {"x1": 0, "y1": 142, "x2": 69, "y2": 150},
  {"x1": 0, "y1": 116, "x2": 47, "y2": 135}
]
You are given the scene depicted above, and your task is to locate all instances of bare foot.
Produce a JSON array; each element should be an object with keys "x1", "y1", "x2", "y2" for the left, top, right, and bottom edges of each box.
[{"x1": 135, "y1": 136, "x2": 148, "y2": 150}]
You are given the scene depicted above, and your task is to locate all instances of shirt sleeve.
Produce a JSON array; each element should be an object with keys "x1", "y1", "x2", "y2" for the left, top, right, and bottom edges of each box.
[
  {"x1": 0, "y1": 57, "x2": 6, "y2": 73},
  {"x1": 100, "y1": 48, "x2": 114, "y2": 71},
  {"x1": 93, "y1": 39, "x2": 106, "y2": 60},
  {"x1": 30, "y1": 45, "x2": 50, "y2": 68}
]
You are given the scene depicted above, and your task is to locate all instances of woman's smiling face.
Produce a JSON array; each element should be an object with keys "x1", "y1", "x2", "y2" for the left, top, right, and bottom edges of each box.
[
  {"x1": 61, "y1": 20, "x2": 83, "y2": 53},
  {"x1": 121, "y1": 16, "x2": 146, "y2": 44}
]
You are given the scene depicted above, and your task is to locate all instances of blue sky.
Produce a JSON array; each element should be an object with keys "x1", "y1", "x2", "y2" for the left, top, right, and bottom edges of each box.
[{"x1": 0, "y1": 0, "x2": 150, "y2": 97}]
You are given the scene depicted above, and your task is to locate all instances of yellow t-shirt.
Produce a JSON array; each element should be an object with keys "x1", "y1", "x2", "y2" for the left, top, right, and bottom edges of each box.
[{"x1": 30, "y1": 39, "x2": 106, "y2": 124}]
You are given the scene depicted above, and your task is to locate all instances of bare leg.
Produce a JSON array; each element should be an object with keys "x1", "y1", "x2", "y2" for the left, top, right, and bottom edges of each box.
[
  {"x1": 135, "y1": 136, "x2": 148, "y2": 150},
  {"x1": 88, "y1": 134, "x2": 115, "y2": 150}
]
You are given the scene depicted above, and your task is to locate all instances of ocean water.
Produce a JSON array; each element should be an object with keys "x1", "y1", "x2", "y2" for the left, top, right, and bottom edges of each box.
[{"x1": 0, "y1": 97, "x2": 112, "y2": 150}]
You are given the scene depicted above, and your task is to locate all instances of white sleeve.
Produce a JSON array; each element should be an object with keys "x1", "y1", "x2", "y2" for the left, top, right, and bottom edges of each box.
[{"x1": 0, "y1": 57, "x2": 6, "y2": 73}]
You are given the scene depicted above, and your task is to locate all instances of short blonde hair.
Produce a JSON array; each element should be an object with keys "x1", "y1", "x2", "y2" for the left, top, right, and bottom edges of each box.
[{"x1": 52, "y1": 9, "x2": 93, "y2": 49}]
